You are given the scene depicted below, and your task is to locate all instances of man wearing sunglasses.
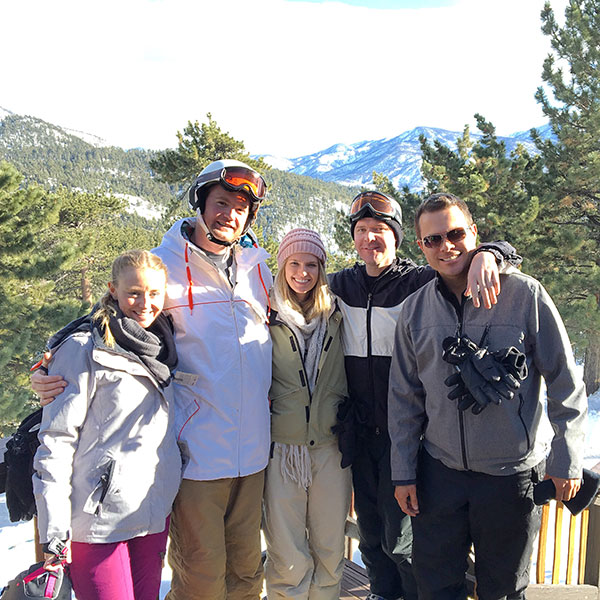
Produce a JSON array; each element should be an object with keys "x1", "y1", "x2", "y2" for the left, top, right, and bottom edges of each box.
[
  {"x1": 31, "y1": 159, "x2": 273, "y2": 600},
  {"x1": 328, "y1": 191, "x2": 520, "y2": 600},
  {"x1": 388, "y1": 193, "x2": 586, "y2": 600}
]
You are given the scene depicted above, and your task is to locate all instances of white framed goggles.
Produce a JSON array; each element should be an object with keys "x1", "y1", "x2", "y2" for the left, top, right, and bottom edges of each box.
[{"x1": 194, "y1": 166, "x2": 267, "y2": 203}]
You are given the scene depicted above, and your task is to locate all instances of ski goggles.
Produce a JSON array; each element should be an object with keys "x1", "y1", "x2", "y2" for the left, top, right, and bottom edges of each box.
[
  {"x1": 195, "y1": 166, "x2": 267, "y2": 203},
  {"x1": 421, "y1": 227, "x2": 470, "y2": 248},
  {"x1": 349, "y1": 191, "x2": 397, "y2": 220}
]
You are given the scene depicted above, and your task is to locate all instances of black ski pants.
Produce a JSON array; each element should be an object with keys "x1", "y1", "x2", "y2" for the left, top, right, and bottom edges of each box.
[
  {"x1": 412, "y1": 450, "x2": 543, "y2": 600},
  {"x1": 352, "y1": 430, "x2": 418, "y2": 600}
]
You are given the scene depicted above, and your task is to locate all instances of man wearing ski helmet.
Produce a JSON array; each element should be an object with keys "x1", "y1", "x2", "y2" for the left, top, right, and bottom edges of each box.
[
  {"x1": 151, "y1": 159, "x2": 273, "y2": 600},
  {"x1": 328, "y1": 190, "x2": 521, "y2": 600},
  {"x1": 188, "y1": 159, "x2": 265, "y2": 249},
  {"x1": 30, "y1": 159, "x2": 272, "y2": 600}
]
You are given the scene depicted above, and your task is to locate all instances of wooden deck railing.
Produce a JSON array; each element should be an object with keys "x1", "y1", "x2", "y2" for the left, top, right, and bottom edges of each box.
[
  {"x1": 344, "y1": 478, "x2": 600, "y2": 599},
  {"x1": 526, "y1": 495, "x2": 600, "y2": 599}
]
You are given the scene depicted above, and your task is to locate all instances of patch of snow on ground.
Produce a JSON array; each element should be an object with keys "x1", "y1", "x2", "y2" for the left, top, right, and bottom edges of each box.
[
  {"x1": 0, "y1": 107, "x2": 14, "y2": 121},
  {"x1": 116, "y1": 193, "x2": 164, "y2": 220}
]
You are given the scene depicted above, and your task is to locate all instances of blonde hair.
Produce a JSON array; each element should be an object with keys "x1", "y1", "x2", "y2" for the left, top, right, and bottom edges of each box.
[
  {"x1": 93, "y1": 250, "x2": 168, "y2": 347},
  {"x1": 274, "y1": 259, "x2": 331, "y2": 321}
]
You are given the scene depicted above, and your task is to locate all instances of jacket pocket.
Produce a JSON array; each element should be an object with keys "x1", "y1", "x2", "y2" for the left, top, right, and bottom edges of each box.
[
  {"x1": 270, "y1": 389, "x2": 306, "y2": 443},
  {"x1": 82, "y1": 458, "x2": 116, "y2": 516}
]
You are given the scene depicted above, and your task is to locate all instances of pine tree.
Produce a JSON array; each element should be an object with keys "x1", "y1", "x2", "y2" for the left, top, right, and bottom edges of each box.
[
  {"x1": 149, "y1": 113, "x2": 268, "y2": 188},
  {"x1": 40, "y1": 189, "x2": 163, "y2": 307},
  {"x1": 531, "y1": 0, "x2": 600, "y2": 393},
  {"x1": 0, "y1": 162, "x2": 75, "y2": 431},
  {"x1": 418, "y1": 115, "x2": 544, "y2": 273}
]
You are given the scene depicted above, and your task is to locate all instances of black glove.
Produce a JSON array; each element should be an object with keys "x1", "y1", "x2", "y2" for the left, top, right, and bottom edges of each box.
[
  {"x1": 458, "y1": 348, "x2": 520, "y2": 409},
  {"x1": 442, "y1": 335, "x2": 527, "y2": 415},
  {"x1": 493, "y1": 346, "x2": 528, "y2": 381},
  {"x1": 444, "y1": 372, "x2": 481, "y2": 413},
  {"x1": 331, "y1": 397, "x2": 357, "y2": 469}
]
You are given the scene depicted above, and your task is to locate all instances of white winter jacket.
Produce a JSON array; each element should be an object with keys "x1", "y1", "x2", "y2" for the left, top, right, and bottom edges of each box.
[
  {"x1": 153, "y1": 219, "x2": 273, "y2": 481},
  {"x1": 33, "y1": 329, "x2": 182, "y2": 544}
]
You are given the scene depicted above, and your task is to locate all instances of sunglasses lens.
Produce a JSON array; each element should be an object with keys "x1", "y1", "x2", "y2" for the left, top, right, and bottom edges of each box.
[
  {"x1": 423, "y1": 235, "x2": 443, "y2": 248},
  {"x1": 223, "y1": 167, "x2": 267, "y2": 200},
  {"x1": 447, "y1": 228, "x2": 467, "y2": 243},
  {"x1": 422, "y1": 228, "x2": 468, "y2": 248}
]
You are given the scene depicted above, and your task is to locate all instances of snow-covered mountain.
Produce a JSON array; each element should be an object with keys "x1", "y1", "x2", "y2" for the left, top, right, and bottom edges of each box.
[
  {"x1": 263, "y1": 125, "x2": 549, "y2": 191},
  {"x1": 1, "y1": 104, "x2": 550, "y2": 195}
]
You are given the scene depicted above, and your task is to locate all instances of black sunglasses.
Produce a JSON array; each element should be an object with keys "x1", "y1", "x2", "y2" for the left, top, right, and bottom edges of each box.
[{"x1": 421, "y1": 227, "x2": 470, "y2": 249}]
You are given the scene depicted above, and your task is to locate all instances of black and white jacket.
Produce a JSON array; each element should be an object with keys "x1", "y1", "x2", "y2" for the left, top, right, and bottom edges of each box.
[{"x1": 328, "y1": 242, "x2": 521, "y2": 435}]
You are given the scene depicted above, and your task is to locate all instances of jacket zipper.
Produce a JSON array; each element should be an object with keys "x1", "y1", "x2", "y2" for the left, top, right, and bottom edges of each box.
[
  {"x1": 287, "y1": 326, "x2": 313, "y2": 409},
  {"x1": 453, "y1": 298, "x2": 469, "y2": 471},
  {"x1": 96, "y1": 459, "x2": 116, "y2": 515},
  {"x1": 458, "y1": 406, "x2": 468, "y2": 470},
  {"x1": 366, "y1": 292, "x2": 377, "y2": 432},
  {"x1": 192, "y1": 245, "x2": 246, "y2": 472}
]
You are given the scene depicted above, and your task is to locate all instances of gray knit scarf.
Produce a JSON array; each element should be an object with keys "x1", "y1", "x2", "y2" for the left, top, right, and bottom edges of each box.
[{"x1": 48, "y1": 299, "x2": 178, "y2": 389}]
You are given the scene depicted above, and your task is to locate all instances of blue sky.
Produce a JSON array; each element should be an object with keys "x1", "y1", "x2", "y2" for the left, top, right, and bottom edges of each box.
[{"x1": 1, "y1": 0, "x2": 568, "y2": 157}]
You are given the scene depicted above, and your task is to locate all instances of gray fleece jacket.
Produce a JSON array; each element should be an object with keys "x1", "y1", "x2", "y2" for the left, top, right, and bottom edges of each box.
[{"x1": 388, "y1": 269, "x2": 587, "y2": 483}]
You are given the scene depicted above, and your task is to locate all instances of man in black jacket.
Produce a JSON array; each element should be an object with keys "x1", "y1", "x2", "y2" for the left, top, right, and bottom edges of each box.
[{"x1": 328, "y1": 191, "x2": 519, "y2": 600}]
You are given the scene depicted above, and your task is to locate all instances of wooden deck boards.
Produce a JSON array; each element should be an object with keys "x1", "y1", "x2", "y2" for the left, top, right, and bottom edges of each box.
[
  {"x1": 340, "y1": 559, "x2": 370, "y2": 600},
  {"x1": 339, "y1": 559, "x2": 599, "y2": 600}
]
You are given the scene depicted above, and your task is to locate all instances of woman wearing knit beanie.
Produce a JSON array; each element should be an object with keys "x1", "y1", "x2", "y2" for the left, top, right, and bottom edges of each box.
[{"x1": 263, "y1": 228, "x2": 352, "y2": 600}]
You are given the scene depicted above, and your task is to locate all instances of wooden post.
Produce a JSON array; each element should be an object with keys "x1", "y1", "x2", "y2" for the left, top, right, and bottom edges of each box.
[
  {"x1": 583, "y1": 496, "x2": 600, "y2": 589},
  {"x1": 566, "y1": 513, "x2": 577, "y2": 584},
  {"x1": 579, "y1": 508, "x2": 590, "y2": 584},
  {"x1": 552, "y1": 502, "x2": 564, "y2": 584},
  {"x1": 34, "y1": 516, "x2": 44, "y2": 562},
  {"x1": 537, "y1": 503, "x2": 549, "y2": 583},
  {"x1": 583, "y1": 461, "x2": 600, "y2": 598}
]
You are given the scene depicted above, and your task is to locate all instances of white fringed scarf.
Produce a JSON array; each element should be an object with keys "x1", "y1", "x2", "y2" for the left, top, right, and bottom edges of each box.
[{"x1": 272, "y1": 286, "x2": 330, "y2": 489}]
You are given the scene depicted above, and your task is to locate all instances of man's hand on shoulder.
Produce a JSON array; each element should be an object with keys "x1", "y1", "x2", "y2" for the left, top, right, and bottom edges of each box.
[
  {"x1": 394, "y1": 484, "x2": 419, "y2": 517},
  {"x1": 31, "y1": 351, "x2": 65, "y2": 406},
  {"x1": 465, "y1": 251, "x2": 500, "y2": 310}
]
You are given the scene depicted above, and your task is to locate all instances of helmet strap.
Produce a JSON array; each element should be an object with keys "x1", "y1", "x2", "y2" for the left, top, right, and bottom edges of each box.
[{"x1": 195, "y1": 213, "x2": 236, "y2": 247}]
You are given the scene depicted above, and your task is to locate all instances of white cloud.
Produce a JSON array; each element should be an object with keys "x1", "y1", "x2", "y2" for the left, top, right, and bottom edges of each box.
[{"x1": 1, "y1": 0, "x2": 569, "y2": 157}]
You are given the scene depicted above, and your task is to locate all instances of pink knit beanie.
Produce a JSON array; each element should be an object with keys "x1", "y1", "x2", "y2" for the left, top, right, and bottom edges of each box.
[{"x1": 277, "y1": 228, "x2": 327, "y2": 270}]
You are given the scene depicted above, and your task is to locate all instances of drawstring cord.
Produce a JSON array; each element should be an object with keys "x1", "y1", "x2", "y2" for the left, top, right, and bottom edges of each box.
[
  {"x1": 254, "y1": 241, "x2": 271, "y2": 323},
  {"x1": 184, "y1": 240, "x2": 271, "y2": 323},
  {"x1": 184, "y1": 242, "x2": 194, "y2": 313}
]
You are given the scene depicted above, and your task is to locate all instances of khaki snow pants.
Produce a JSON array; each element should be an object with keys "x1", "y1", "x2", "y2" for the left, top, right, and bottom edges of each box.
[{"x1": 166, "y1": 471, "x2": 265, "y2": 600}]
